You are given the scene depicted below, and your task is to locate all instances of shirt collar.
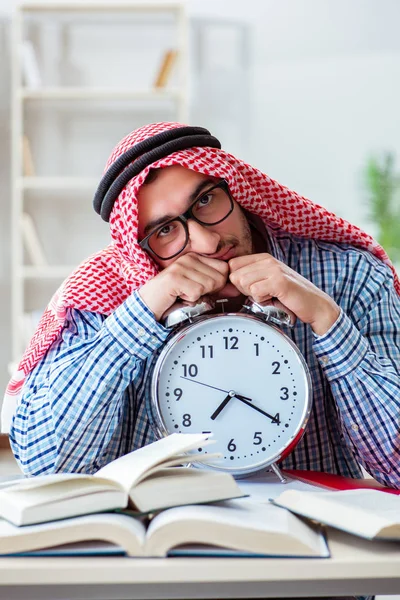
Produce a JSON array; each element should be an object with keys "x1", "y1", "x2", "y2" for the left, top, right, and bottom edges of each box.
[{"x1": 245, "y1": 209, "x2": 288, "y2": 265}]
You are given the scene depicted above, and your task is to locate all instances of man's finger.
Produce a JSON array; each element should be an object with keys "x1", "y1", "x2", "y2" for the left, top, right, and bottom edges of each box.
[
  {"x1": 194, "y1": 253, "x2": 231, "y2": 275},
  {"x1": 229, "y1": 253, "x2": 272, "y2": 272}
]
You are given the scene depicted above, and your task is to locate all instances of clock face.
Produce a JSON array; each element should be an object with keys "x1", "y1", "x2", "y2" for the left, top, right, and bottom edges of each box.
[{"x1": 150, "y1": 313, "x2": 312, "y2": 476}]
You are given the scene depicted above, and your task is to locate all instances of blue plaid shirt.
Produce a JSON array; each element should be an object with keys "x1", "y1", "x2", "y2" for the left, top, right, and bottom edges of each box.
[{"x1": 10, "y1": 224, "x2": 400, "y2": 488}]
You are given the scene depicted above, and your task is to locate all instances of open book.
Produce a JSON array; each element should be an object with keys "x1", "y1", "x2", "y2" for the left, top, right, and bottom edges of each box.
[
  {"x1": 0, "y1": 498, "x2": 329, "y2": 558},
  {"x1": 0, "y1": 434, "x2": 244, "y2": 526},
  {"x1": 272, "y1": 488, "x2": 400, "y2": 541}
]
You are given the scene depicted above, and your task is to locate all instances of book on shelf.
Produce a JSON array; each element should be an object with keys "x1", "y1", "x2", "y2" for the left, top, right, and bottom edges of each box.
[
  {"x1": 0, "y1": 433, "x2": 244, "y2": 527},
  {"x1": 153, "y1": 49, "x2": 178, "y2": 88},
  {"x1": 21, "y1": 212, "x2": 47, "y2": 267},
  {"x1": 21, "y1": 40, "x2": 42, "y2": 89},
  {"x1": 0, "y1": 497, "x2": 329, "y2": 558},
  {"x1": 272, "y1": 487, "x2": 400, "y2": 542},
  {"x1": 22, "y1": 135, "x2": 36, "y2": 177}
]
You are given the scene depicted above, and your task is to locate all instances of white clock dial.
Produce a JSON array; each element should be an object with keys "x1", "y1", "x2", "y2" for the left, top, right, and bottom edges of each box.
[{"x1": 150, "y1": 314, "x2": 312, "y2": 476}]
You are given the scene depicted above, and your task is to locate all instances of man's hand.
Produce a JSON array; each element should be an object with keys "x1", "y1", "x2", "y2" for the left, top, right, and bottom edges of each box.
[
  {"x1": 139, "y1": 253, "x2": 229, "y2": 322},
  {"x1": 229, "y1": 254, "x2": 340, "y2": 336}
]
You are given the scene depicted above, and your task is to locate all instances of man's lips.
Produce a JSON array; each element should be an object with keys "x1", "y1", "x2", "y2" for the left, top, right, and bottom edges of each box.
[{"x1": 211, "y1": 246, "x2": 236, "y2": 261}]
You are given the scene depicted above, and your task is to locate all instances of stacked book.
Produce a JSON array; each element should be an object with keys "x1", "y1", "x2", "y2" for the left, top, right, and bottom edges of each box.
[{"x1": 0, "y1": 433, "x2": 398, "y2": 558}]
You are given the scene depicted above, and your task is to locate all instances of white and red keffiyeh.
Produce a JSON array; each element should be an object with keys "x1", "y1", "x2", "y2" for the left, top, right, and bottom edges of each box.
[{"x1": 3, "y1": 121, "x2": 399, "y2": 431}]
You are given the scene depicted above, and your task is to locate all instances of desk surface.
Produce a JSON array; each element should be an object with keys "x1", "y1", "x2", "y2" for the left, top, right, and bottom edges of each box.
[
  {"x1": 0, "y1": 528, "x2": 400, "y2": 599},
  {"x1": 0, "y1": 444, "x2": 399, "y2": 599}
]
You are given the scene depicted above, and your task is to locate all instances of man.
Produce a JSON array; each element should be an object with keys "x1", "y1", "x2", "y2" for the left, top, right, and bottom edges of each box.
[{"x1": 3, "y1": 122, "x2": 400, "y2": 486}]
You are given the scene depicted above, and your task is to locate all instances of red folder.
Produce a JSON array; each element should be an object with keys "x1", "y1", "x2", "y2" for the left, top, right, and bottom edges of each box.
[{"x1": 283, "y1": 469, "x2": 400, "y2": 495}]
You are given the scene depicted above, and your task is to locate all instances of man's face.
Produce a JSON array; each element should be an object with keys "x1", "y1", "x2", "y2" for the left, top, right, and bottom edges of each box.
[{"x1": 137, "y1": 165, "x2": 253, "y2": 269}]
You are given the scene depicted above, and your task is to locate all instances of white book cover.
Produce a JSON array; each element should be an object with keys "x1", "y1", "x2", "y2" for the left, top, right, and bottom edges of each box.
[{"x1": 21, "y1": 40, "x2": 42, "y2": 88}]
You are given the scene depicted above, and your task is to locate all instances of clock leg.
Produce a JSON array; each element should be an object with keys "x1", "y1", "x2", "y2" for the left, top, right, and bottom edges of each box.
[{"x1": 270, "y1": 462, "x2": 288, "y2": 484}]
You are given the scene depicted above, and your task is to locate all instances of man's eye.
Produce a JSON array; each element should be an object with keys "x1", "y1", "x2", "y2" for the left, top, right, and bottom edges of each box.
[
  {"x1": 196, "y1": 193, "x2": 213, "y2": 207},
  {"x1": 156, "y1": 223, "x2": 175, "y2": 238}
]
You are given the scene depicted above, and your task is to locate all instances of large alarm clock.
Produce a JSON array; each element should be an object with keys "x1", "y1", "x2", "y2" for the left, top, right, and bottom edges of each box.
[{"x1": 147, "y1": 298, "x2": 313, "y2": 479}]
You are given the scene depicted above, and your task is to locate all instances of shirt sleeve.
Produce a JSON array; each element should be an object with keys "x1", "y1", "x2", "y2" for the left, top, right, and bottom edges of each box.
[
  {"x1": 312, "y1": 251, "x2": 400, "y2": 488},
  {"x1": 9, "y1": 291, "x2": 170, "y2": 476}
]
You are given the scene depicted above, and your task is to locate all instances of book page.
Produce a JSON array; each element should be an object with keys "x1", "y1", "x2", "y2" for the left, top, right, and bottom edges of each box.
[
  {"x1": 95, "y1": 433, "x2": 213, "y2": 492},
  {"x1": 129, "y1": 467, "x2": 243, "y2": 513},
  {"x1": 135, "y1": 452, "x2": 223, "y2": 484},
  {"x1": 273, "y1": 488, "x2": 400, "y2": 539},
  {"x1": 2, "y1": 478, "x2": 120, "y2": 508},
  {"x1": 144, "y1": 498, "x2": 329, "y2": 558},
  {"x1": 305, "y1": 489, "x2": 400, "y2": 519},
  {"x1": 0, "y1": 473, "x2": 90, "y2": 492},
  {"x1": 0, "y1": 513, "x2": 146, "y2": 556},
  {"x1": 16, "y1": 540, "x2": 126, "y2": 557}
]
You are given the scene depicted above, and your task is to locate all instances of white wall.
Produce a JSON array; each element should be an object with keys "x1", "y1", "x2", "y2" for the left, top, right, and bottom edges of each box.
[
  {"x1": 191, "y1": 0, "x2": 400, "y2": 233},
  {"x1": 0, "y1": 0, "x2": 400, "y2": 397}
]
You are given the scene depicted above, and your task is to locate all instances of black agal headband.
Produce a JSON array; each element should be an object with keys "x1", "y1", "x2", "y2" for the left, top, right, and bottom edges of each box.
[{"x1": 93, "y1": 126, "x2": 222, "y2": 222}]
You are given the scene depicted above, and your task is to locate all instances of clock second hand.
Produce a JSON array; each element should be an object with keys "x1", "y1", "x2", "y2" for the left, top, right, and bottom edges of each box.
[{"x1": 179, "y1": 376, "x2": 253, "y2": 402}]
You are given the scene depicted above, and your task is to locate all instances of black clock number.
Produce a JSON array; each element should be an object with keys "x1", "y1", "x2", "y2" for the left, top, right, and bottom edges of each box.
[
  {"x1": 272, "y1": 413, "x2": 281, "y2": 425},
  {"x1": 182, "y1": 364, "x2": 198, "y2": 378},
  {"x1": 223, "y1": 336, "x2": 239, "y2": 350},
  {"x1": 280, "y1": 387, "x2": 289, "y2": 400},
  {"x1": 253, "y1": 432, "x2": 262, "y2": 445},
  {"x1": 174, "y1": 388, "x2": 183, "y2": 401},
  {"x1": 227, "y1": 438, "x2": 237, "y2": 452},
  {"x1": 182, "y1": 414, "x2": 192, "y2": 427},
  {"x1": 254, "y1": 343, "x2": 259, "y2": 356},
  {"x1": 200, "y1": 345, "x2": 214, "y2": 359},
  {"x1": 272, "y1": 361, "x2": 281, "y2": 374}
]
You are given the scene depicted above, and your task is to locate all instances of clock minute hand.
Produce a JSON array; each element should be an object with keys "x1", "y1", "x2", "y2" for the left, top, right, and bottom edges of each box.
[{"x1": 234, "y1": 394, "x2": 278, "y2": 423}]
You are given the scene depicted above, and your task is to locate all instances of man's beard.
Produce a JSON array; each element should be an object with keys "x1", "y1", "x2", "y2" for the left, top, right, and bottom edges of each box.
[{"x1": 216, "y1": 217, "x2": 253, "y2": 259}]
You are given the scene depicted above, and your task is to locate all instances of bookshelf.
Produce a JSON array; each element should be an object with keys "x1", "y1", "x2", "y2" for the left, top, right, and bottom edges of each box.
[
  {"x1": 20, "y1": 88, "x2": 182, "y2": 100},
  {"x1": 10, "y1": 2, "x2": 188, "y2": 363}
]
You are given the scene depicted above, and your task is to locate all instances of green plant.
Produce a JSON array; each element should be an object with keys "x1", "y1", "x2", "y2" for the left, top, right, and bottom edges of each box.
[{"x1": 365, "y1": 153, "x2": 400, "y2": 264}]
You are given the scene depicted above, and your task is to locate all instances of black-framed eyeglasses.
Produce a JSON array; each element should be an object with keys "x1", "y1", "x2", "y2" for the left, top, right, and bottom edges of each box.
[{"x1": 139, "y1": 179, "x2": 234, "y2": 261}]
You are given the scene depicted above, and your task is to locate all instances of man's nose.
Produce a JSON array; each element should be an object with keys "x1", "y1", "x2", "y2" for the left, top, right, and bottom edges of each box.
[{"x1": 186, "y1": 220, "x2": 220, "y2": 255}]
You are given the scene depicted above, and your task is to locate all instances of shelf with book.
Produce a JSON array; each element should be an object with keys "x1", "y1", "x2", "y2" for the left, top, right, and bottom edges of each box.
[
  {"x1": 11, "y1": 1, "x2": 189, "y2": 361},
  {"x1": 20, "y1": 87, "x2": 183, "y2": 100},
  {"x1": 18, "y1": 176, "x2": 99, "y2": 190}
]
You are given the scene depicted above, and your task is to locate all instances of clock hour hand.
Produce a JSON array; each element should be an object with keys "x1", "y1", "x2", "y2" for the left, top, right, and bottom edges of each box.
[
  {"x1": 210, "y1": 394, "x2": 233, "y2": 421},
  {"x1": 234, "y1": 394, "x2": 279, "y2": 424}
]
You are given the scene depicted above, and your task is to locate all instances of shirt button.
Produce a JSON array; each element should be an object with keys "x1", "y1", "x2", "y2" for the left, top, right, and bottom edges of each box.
[
  {"x1": 321, "y1": 355, "x2": 329, "y2": 365},
  {"x1": 151, "y1": 336, "x2": 158, "y2": 343},
  {"x1": 137, "y1": 327, "x2": 145, "y2": 337},
  {"x1": 351, "y1": 423, "x2": 359, "y2": 432}
]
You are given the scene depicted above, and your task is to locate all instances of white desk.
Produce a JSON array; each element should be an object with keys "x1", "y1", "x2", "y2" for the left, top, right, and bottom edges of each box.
[
  {"x1": 0, "y1": 528, "x2": 400, "y2": 599},
  {"x1": 0, "y1": 442, "x2": 399, "y2": 599}
]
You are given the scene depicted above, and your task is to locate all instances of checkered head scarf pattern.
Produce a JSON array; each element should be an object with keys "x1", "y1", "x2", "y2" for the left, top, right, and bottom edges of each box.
[{"x1": 3, "y1": 121, "x2": 399, "y2": 431}]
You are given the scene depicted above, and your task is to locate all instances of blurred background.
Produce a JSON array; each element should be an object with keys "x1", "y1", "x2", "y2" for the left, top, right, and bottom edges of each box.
[{"x1": 1, "y1": 0, "x2": 400, "y2": 400}]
